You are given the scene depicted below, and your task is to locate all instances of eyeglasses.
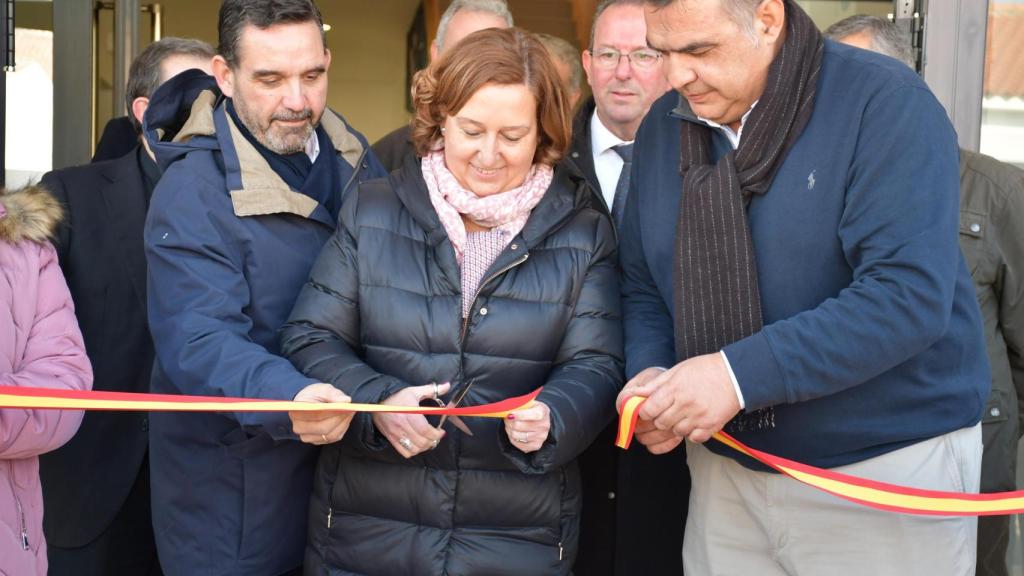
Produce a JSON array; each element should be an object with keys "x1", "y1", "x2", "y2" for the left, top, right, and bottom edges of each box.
[{"x1": 589, "y1": 48, "x2": 663, "y2": 70}]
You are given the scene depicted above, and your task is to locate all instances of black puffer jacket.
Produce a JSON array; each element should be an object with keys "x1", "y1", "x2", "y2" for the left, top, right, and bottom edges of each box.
[{"x1": 282, "y1": 155, "x2": 624, "y2": 575}]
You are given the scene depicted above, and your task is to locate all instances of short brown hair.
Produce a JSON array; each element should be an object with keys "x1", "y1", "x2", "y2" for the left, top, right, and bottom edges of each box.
[
  {"x1": 126, "y1": 37, "x2": 215, "y2": 133},
  {"x1": 411, "y1": 27, "x2": 572, "y2": 167}
]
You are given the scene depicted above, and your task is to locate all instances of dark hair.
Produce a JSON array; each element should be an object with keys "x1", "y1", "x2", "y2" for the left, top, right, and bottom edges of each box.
[
  {"x1": 217, "y1": 0, "x2": 326, "y2": 68},
  {"x1": 125, "y1": 37, "x2": 215, "y2": 133},
  {"x1": 411, "y1": 27, "x2": 573, "y2": 167}
]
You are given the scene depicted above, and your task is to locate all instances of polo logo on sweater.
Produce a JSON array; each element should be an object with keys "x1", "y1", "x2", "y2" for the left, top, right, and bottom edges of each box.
[{"x1": 807, "y1": 170, "x2": 816, "y2": 190}]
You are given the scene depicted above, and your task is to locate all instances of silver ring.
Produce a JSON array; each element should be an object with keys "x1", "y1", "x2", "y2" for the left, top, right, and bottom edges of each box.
[
  {"x1": 516, "y1": 431, "x2": 530, "y2": 443},
  {"x1": 321, "y1": 433, "x2": 328, "y2": 444},
  {"x1": 430, "y1": 439, "x2": 440, "y2": 450},
  {"x1": 399, "y1": 437, "x2": 414, "y2": 451},
  {"x1": 432, "y1": 382, "x2": 439, "y2": 400}
]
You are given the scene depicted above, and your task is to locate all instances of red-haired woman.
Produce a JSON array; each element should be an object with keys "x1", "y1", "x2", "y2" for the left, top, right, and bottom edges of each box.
[{"x1": 282, "y1": 27, "x2": 622, "y2": 575}]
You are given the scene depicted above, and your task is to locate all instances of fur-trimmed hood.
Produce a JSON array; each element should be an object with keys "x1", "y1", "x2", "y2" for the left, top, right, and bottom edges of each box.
[{"x1": 0, "y1": 184, "x2": 63, "y2": 244}]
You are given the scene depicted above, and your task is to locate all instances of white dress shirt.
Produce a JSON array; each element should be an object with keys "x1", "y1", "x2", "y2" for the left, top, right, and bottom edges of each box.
[
  {"x1": 589, "y1": 110, "x2": 633, "y2": 210},
  {"x1": 305, "y1": 130, "x2": 321, "y2": 163},
  {"x1": 695, "y1": 100, "x2": 758, "y2": 151}
]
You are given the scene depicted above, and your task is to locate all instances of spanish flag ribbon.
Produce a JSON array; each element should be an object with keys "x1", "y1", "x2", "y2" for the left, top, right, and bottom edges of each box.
[
  {"x1": 0, "y1": 385, "x2": 539, "y2": 418},
  {"x1": 617, "y1": 395, "x2": 1024, "y2": 516}
]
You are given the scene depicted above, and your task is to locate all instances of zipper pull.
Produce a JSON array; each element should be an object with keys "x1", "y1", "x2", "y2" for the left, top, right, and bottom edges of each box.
[
  {"x1": 327, "y1": 507, "x2": 333, "y2": 529},
  {"x1": 558, "y1": 541, "x2": 563, "y2": 561},
  {"x1": 21, "y1": 528, "x2": 29, "y2": 550}
]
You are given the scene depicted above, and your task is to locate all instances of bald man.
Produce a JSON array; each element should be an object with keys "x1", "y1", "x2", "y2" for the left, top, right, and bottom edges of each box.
[{"x1": 372, "y1": 0, "x2": 513, "y2": 171}]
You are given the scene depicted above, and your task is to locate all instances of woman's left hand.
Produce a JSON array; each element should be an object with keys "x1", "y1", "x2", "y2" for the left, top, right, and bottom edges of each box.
[{"x1": 504, "y1": 401, "x2": 551, "y2": 453}]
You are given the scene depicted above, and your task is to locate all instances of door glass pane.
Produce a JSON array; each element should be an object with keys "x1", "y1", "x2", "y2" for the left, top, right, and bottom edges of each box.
[
  {"x1": 980, "y1": 1, "x2": 1024, "y2": 168},
  {"x1": 4, "y1": 1, "x2": 53, "y2": 188},
  {"x1": 795, "y1": 0, "x2": 892, "y2": 30}
]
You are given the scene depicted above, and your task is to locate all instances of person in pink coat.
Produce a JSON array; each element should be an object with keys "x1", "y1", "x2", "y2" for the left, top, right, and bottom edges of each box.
[{"x1": 0, "y1": 184, "x2": 92, "y2": 576}]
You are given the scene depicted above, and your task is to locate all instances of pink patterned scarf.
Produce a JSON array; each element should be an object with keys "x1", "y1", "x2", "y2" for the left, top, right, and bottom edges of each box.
[{"x1": 421, "y1": 150, "x2": 553, "y2": 262}]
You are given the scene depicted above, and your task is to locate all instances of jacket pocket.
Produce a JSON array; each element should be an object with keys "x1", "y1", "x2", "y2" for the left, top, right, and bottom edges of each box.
[
  {"x1": 982, "y1": 389, "x2": 1010, "y2": 426},
  {"x1": 3, "y1": 462, "x2": 29, "y2": 552},
  {"x1": 219, "y1": 426, "x2": 272, "y2": 459},
  {"x1": 958, "y1": 209, "x2": 987, "y2": 278}
]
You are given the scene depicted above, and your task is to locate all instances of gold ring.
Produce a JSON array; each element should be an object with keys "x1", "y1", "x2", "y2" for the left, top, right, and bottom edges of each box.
[{"x1": 321, "y1": 433, "x2": 328, "y2": 443}]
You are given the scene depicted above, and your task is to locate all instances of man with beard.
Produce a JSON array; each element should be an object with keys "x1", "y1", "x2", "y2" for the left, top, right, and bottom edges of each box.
[
  {"x1": 141, "y1": 1, "x2": 384, "y2": 574},
  {"x1": 619, "y1": 0, "x2": 988, "y2": 573},
  {"x1": 568, "y1": 2, "x2": 671, "y2": 574}
]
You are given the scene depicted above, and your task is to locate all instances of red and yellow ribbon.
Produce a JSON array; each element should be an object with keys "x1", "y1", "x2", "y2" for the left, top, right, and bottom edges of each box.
[
  {"x1": 8, "y1": 385, "x2": 1023, "y2": 516},
  {"x1": 0, "y1": 385, "x2": 539, "y2": 418},
  {"x1": 617, "y1": 395, "x2": 1024, "y2": 516}
]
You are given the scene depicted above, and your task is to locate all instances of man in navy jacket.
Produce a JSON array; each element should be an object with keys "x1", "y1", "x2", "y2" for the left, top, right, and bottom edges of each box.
[
  {"x1": 618, "y1": 0, "x2": 989, "y2": 573},
  {"x1": 142, "y1": 1, "x2": 384, "y2": 574}
]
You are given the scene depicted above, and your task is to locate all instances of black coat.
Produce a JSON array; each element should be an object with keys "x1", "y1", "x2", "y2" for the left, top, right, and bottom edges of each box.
[
  {"x1": 282, "y1": 156, "x2": 624, "y2": 575},
  {"x1": 567, "y1": 98, "x2": 690, "y2": 576},
  {"x1": 567, "y1": 98, "x2": 601, "y2": 208},
  {"x1": 38, "y1": 148, "x2": 153, "y2": 547},
  {"x1": 92, "y1": 116, "x2": 139, "y2": 163},
  {"x1": 370, "y1": 124, "x2": 415, "y2": 173}
]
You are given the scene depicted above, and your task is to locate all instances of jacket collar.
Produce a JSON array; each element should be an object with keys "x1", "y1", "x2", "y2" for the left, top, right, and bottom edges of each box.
[
  {"x1": 99, "y1": 147, "x2": 150, "y2": 310},
  {"x1": 671, "y1": 92, "x2": 700, "y2": 123},
  {"x1": 567, "y1": 97, "x2": 599, "y2": 191},
  {"x1": 0, "y1": 184, "x2": 62, "y2": 243},
  {"x1": 155, "y1": 81, "x2": 366, "y2": 223}
]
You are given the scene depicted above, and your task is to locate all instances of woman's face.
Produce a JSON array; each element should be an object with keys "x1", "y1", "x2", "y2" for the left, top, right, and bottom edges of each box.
[{"x1": 443, "y1": 83, "x2": 539, "y2": 197}]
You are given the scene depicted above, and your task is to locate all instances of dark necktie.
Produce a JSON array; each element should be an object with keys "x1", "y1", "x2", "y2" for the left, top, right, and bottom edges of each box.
[{"x1": 610, "y1": 143, "x2": 634, "y2": 229}]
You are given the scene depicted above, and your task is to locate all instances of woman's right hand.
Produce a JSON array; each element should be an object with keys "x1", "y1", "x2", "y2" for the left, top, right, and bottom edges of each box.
[{"x1": 372, "y1": 382, "x2": 451, "y2": 458}]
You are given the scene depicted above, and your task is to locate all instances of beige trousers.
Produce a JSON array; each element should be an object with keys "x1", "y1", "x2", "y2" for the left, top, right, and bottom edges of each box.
[{"x1": 683, "y1": 424, "x2": 982, "y2": 576}]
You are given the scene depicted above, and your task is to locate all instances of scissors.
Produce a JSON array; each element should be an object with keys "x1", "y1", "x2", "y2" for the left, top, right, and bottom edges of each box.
[{"x1": 421, "y1": 380, "x2": 475, "y2": 436}]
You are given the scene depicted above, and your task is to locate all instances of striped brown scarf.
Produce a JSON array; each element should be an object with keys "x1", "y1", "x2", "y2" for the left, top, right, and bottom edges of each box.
[{"x1": 673, "y1": 1, "x2": 823, "y2": 432}]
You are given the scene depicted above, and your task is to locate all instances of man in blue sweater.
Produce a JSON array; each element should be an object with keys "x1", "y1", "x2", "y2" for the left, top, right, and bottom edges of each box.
[{"x1": 618, "y1": 0, "x2": 990, "y2": 573}]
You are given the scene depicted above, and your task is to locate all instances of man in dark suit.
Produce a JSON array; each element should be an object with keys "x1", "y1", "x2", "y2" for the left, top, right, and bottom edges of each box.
[
  {"x1": 38, "y1": 37, "x2": 214, "y2": 576},
  {"x1": 92, "y1": 116, "x2": 138, "y2": 163},
  {"x1": 567, "y1": 2, "x2": 670, "y2": 575}
]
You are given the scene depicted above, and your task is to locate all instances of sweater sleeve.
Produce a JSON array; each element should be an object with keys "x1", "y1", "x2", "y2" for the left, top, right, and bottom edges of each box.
[
  {"x1": 724, "y1": 85, "x2": 965, "y2": 409},
  {"x1": 0, "y1": 242, "x2": 92, "y2": 459},
  {"x1": 500, "y1": 213, "x2": 625, "y2": 473},
  {"x1": 620, "y1": 129, "x2": 677, "y2": 379}
]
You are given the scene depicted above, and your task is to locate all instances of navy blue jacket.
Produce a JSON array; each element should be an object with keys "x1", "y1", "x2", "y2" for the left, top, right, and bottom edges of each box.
[
  {"x1": 621, "y1": 40, "x2": 990, "y2": 469},
  {"x1": 142, "y1": 70, "x2": 385, "y2": 576}
]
